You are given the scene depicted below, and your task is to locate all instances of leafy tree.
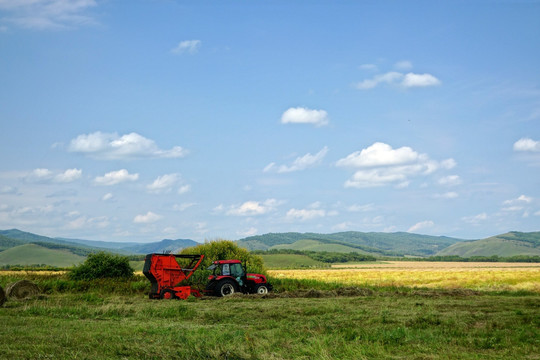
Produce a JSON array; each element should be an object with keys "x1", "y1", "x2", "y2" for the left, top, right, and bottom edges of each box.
[
  {"x1": 179, "y1": 239, "x2": 266, "y2": 286},
  {"x1": 69, "y1": 252, "x2": 134, "y2": 280}
]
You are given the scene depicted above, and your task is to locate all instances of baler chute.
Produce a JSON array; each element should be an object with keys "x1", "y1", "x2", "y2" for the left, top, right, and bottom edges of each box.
[{"x1": 143, "y1": 253, "x2": 204, "y2": 299}]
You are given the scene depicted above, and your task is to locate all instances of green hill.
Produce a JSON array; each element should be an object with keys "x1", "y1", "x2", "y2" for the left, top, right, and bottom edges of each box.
[
  {"x1": 0, "y1": 235, "x2": 24, "y2": 251},
  {"x1": 238, "y1": 231, "x2": 464, "y2": 256},
  {"x1": 271, "y1": 239, "x2": 371, "y2": 254},
  {"x1": 0, "y1": 243, "x2": 86, "y2": 267},
  {"x1": 436, "y1": 231, "x2": 540, "y2": 257}
]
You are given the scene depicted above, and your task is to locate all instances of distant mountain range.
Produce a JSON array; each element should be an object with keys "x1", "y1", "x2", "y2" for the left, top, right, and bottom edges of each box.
[
  {"x1": 0, "y1": 229, "x2": 198, "y2": 261},
  {"x1": 236, "y1": 231, "x2": 540, "y2": 258},
  {"x1": 1, "y1": 228, "x2": 539, "y2": 267}
]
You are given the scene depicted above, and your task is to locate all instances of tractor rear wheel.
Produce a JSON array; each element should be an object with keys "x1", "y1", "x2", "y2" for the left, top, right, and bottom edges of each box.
[
  {"x1": 217, "y1": 280, "x2": 236, "y2": 297},
  {"x1": 255, "y1": 284, "x2": 269, "y2": 295}
]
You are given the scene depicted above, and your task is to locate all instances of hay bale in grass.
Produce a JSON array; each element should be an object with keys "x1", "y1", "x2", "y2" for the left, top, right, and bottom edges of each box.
[
  {"x1": 5, "y1": 280, "x2": 40, "y2": 300},
  {"x1": 0, "y1": 285, "x2": 5, "y2": 306}
]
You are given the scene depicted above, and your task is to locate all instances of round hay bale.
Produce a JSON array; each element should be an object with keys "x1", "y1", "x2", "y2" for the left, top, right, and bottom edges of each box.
[
  {"x1": 5, "y1": 280, "x2": 40, "y2": 300},
  {"x1": 0, "y1": 285, "x2": 5, "y2": 306}
]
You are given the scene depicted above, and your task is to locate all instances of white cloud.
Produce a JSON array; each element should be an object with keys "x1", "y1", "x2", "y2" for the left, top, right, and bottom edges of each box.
[
  {"x1": 434, "y1": 191, "x2": 459, "y2": 199},
  {"x1": 356, "y1": 71, "x2": 403, "y2": 90},
  {"x1": 513, "y1": 137, "x2": 540, "y2": 152},
  {"x1": 102, "y1": 193, "x2": 113, "y2": 201},
  {"x1": 147, "y1": 173, "x2": 180, "y2": 193},
  {"x1": 173, "y1": 203, "x2": 196, "y2": 211},
  {"x1": 133, "y1": 211, "x2": 162, "y2": 224},
  {"x1": 171, "y1": 40, "x2": 201, "y2": 54},
  {"x1": 336, "y1": 142, "x2": 420, "y2": 168},
  {"x1": 265, "y1": 146, "x2": 329, "y2": 173},
  {"x1": 178, "y1": 185, "x2": 191, "y2": 195},
  {"x1": 94, "y1": 169, "x2": 139, "y2": 186},
  {"x1": 54, "y1": 168, "x2": 82, "y2": 183},
  {"x1": 355, "y1": 71, "x2": 440, "y2": 90},
  {"x1": 462, "y1": 213, "x2": 488, "y2": 224},
  {"x1": 281, "y1": 107, "x2": 329, "y2": 127},
  {"x1": 337, "y1": 142, "x2": 454, "y2": 188},
  {"x1": 226, "y1": 199, "x2": 281, "y2": 216},
  {"x1": 68, "y1": 132, "x2": 187, "y2": 160},
  {"x1": 347, "y1": 203, "x2": 375, "y2": 212},
  {"x1": 438, "y1": 175, "x2": 462, "y2": 186},
  {"x1": 286, "y1": 208, "x2": 326, "y2": 221},
  {"x1": 0, "y1": 0, "x2": 97, "y2": 30},
  {"x1": 237, "y1": 227, "x2": 258, "y2": 237},
  {"x1": 24, "y1": 168, "x2": 81, "y2": 183},
  {"x1": 408, "y1": 220, "x2": 434, "y2": 233},
  {"x1": 402, "y1": 73, "x2": 441, "y2": 87},
  {"x1": 394, "y1": 60, "x2": 413, "y2": 70},
  {"x1": 0, "y1": 186, "x2": 18, "y2": 194},
  {"x1": 503, "y1": 195, "x2": 533, "y2": 205},
  {"x1": 359, "y1": 63, "x2": 378, "y2": 71}
]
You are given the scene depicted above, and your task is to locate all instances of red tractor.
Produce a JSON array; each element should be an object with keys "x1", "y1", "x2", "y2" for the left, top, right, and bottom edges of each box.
[
  {"x1": 205, "y1": 259, "x2": 272, "y2": 297},
  {"x1": 143, "y1": 254, "x2": 272, "y2": 299}
]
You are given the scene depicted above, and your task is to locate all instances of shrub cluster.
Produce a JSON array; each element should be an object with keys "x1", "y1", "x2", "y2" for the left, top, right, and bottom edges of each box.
[{"x1": 69, "y1": 252, "x2": 134, "y2": 280}]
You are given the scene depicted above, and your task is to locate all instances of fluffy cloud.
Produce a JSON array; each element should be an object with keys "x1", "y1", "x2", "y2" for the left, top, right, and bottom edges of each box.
[
  {"x1": 462, "y1": 213, "x2": 488, "y2": 224},
  {"x1": 286, "y1": 208, "x2": 326, "y2": 221},
  {"x1": 394, "y1": 60, "x2": 413, "y2": 70},
  {"x1": 336, "y1": 142, "x2": 455, "y2": 188},
  {"x1": 264, "y1": 146, "x2": 328, "y2": 173},
  {"x1": 54, "y1": 168, "x2": 82, "y2": 183},
  {"x1": 147, "y1": 173, "x2": 180, "y2": 193},
  {"x1": 407, "y1": 220, "x2": 434, "y2": 233},
  {"x1": 401, "y1": 73, "x2": 441, "y2": 87},
  {"x1": 68, "y1": 132, "x2": 187, "y2": 160},
  {"x1": 226, "y1": 199, "x2": 281, "y2": 216},
  {"x1": 133, "y1": 211, "x2": 162, "y2": 224},
  {"x1": 171, "y1": 40, "x2": 201, "y2": 54},
  {"x1": 25, "y1": 168, "x2": 82, "y2": 183},
  {"x1": 513, "y1": 138, "x2": 540, "y2": 152},
  {"x1": 94, "y1": 169, "x2": 139, "y2": 186},
  {"x1": 281, "y1": 107, "x2": 329, "y2": 127},
  {"x1": 434, "y1": 192, "x2": 459, "y2": 199},
  {"x1": 0, "y1": 0, "x2": 97, "y2": 30},
  {"x1": 438, "y1": 175, "x2": 462, "y2": 186},
  {"x1": 355, "y1": 71, "x2": 441, "y2": 90}
]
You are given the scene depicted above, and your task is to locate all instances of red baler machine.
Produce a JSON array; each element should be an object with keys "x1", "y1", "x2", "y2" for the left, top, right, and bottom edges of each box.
[{"x1": 143, "y1": 253, "x2": 204, "y2": 299}]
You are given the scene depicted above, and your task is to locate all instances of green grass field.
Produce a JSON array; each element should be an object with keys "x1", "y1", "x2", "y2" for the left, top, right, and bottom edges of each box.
[
  {"x1": 0, "y1": 244, "x2": 85, "y2": 267},
  {"x1": 270, "y1": 239, "x2": 368, "y2": 253},
  {"x1": 1, "y1": 272, "x2": 539, "y2": 359},
  {"x1": 259, "y1": 253, "x2": 327, "y2": 268}
]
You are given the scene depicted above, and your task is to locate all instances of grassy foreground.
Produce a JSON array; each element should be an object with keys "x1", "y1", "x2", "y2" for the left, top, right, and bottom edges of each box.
[{"x1": 1, "y1": 290, "x2": 539, "y2": 358}]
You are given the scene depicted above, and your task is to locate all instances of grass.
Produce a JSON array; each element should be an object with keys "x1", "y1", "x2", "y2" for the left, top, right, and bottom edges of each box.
[
  {"x1": 1, "y1": 263, "x2": 539, "y2": 359},
  {"x1": 1, "y1": 289, "x2": 539, "y2": 359}
]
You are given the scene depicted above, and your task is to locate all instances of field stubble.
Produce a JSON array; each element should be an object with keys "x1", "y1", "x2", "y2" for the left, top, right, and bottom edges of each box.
[{"x1": 269, "y1": 261, "x2": 540, "y2": 293}]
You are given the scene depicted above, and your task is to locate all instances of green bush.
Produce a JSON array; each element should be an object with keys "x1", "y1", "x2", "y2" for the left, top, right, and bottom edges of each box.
[{"x1": 69, "y1": 252, "x2": 134, "y2": 281}]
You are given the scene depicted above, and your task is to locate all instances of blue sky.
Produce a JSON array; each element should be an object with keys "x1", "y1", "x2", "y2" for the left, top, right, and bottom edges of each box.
[{"x1": 1, "y1": 1, "x2": 539, "y2": 243}]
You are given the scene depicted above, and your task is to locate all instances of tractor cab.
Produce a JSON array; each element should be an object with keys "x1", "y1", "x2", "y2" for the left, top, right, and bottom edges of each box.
[{"x1": 206, "y1": 259, "x2": 272, "y2": 297}]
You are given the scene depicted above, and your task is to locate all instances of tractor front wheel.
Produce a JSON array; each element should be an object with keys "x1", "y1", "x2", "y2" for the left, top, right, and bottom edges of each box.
[
  {"x1": 217, "y1": 280, "x2": 236, "y2": 297},
  {"x1": 255, "y1": 284, "x2": 269, "y2": 295},
  {"x1": 160, "y1": 289, "x2": 176, "y2": 299}
]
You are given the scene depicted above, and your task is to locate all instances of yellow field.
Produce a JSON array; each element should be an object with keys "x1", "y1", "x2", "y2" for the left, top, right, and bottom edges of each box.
[{"x1": 268, "y1": 261, "x2": 540, "y2": 292}]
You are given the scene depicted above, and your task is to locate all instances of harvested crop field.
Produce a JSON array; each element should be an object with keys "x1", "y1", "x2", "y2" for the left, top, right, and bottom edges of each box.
[{"x1": 269, "y1": 262, "x2": 540, "y2": 292}]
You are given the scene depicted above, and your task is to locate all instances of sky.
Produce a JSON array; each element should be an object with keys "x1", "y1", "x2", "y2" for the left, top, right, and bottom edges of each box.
[{"x1": 0, "y1": 1, "x2": 539, "y2": 243}]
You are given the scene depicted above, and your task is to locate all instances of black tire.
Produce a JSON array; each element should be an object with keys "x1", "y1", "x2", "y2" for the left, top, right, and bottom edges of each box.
[
  {"x1": 216, "y1": 280, "x2": 237, "y2": 297},
  {"x1": 160, "y1": 289, "x2": 177, "y2": 300},
  {"x1": 254, "y1": 284, "x2": 269, "y2": 295}
]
